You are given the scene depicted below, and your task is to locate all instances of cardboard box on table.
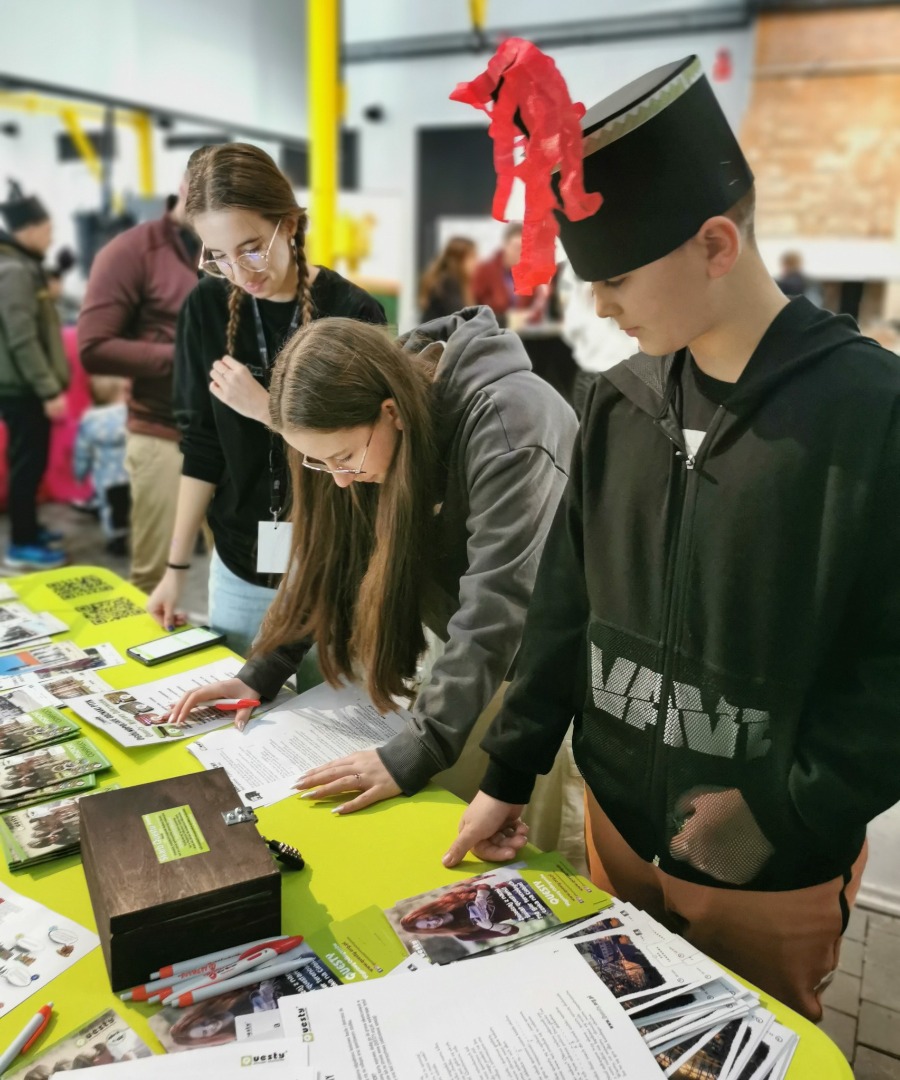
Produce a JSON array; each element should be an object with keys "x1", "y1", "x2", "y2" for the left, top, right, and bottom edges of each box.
[{"x1": 80, "y1": 768, "x2": 281, "y2": 991}]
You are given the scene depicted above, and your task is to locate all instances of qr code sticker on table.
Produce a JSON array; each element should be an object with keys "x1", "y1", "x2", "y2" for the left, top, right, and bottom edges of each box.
[
  {"x1": 46, "y1": 575, "x2": 114, "y2": 601},
  {"x1": 75, "y1": 596, "x2": 145, "y2": 625}
]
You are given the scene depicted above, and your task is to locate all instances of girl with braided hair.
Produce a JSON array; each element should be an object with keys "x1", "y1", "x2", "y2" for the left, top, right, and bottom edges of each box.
[{"x1": 147, "y1": 143, "x2": 385, "y2": 655}]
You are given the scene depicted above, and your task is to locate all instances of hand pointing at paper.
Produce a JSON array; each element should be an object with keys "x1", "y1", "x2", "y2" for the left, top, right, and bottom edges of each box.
[
  {"x1": 166, "y1": 677, "x2": 261, "y2": 731},
  {"x1": 294, "y1": 749, "x2": 402, "y2": 814}
]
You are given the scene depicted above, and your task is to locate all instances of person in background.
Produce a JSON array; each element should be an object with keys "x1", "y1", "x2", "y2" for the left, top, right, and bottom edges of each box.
[
  {"x1": 73, "y1": 376, "x2": 130, "y2": 556},
  {"x1": 446, "y1": 54, "x2": 900, "y2": 1022},
  {"x1": 0, "y1": 181, "x2": 68, "y2": 570},
  {"x1": 472, "y1": 223, "x2": 549, "y2": 326},
  {"x1": 776, "y1": 251, "x2": 822, "y2": 306},
  {"x1": 557, "y1": 261, "x2": 637, "y2": 418},
  {"x1": 78, "y1": 175, "x2": 200, "y2": 593},
  {"x1": 146, "y1": 144, "x2": 385, "y2": 657},
  {"x1": 46, "y1": 248, "x2": 77, "y2": 323},
  {"x1": 419, "y1": 237, "x2": 476, "y2": 322}
]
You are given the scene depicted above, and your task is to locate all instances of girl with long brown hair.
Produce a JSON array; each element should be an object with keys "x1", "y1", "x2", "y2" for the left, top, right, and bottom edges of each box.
[
  {"x1": 146, "y1": 143, "x2": 385, "y2": 655},
  {"x1": 418, "y1": 236, "x2": 476, "y2": 322},
  {"x1": 168, "y1": 305, "x2": 577, "y2": 819}
]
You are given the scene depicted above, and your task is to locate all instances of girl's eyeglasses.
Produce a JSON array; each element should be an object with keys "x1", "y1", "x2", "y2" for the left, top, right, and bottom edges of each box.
[
  {"x1": 302, "y1": 427, "x2": 374, "y2": 476},
  {"x1": 198, "y1": 218, "x2": 283, "y2": 279}
]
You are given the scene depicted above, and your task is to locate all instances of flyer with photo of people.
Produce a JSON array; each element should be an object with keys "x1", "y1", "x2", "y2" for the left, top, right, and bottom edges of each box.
[
  {"x1": 0, "y1": 707, "x2": 79, "y2": 757},
  {"x1": 384, "y1": 853, "x2": 612, "y2": 965}
]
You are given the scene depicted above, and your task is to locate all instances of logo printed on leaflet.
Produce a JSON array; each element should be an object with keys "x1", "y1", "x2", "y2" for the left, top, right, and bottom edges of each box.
[
  {"x1": 533, "y1": 877, "x2": 559, "y2": 905},
  {"x1": 294, "y1": 1007, "x2": 315, "y2": 1042},
  {"x1": 326, "y1": 952, "x2": 355, "y2": 981}
]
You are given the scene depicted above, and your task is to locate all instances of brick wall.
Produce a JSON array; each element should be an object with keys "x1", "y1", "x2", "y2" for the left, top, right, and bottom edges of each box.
[{"x1": 740, "y1": 9, "x2": 900, "y2": 242}]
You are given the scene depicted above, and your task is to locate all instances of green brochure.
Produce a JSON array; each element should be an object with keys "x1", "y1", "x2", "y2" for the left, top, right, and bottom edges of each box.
[
  {"x1": 307, "y1": 906, "x2": 411, "y2": 984},
  {"x1": 0, "y1": 706, "x2": 80, "y2": 757},
  {"x1": 0, "y1": 783, "x2": 119, "y2": 870},
  {"x1": 0, "y1": 737, "x2": 112, "y2": 806}
]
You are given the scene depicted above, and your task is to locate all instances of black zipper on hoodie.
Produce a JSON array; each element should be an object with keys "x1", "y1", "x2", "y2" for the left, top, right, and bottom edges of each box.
[{"x1": 649, "y1": 397, "x2": 728, "y2": 863}]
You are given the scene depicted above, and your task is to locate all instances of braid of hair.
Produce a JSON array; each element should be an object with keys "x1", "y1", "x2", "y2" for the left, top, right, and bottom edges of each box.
[
  {"x1": 294, "y1": 220, "x2": 314, "y2": 328},
  {"x1": 225, "y1": 284, "x2": 244, "y2": 356}
]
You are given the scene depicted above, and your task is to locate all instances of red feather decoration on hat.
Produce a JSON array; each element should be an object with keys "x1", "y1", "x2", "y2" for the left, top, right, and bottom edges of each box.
[{"x1": 450, "y1": 38, "x2": 602, "y2": 295}]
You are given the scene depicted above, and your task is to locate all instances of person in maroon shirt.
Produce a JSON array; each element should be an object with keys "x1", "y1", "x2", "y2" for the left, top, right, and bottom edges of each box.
[
  {"x1": 78, "y1": 182, "x2": 200, "y2": 592},
  {"x1": 471, "y1": 223, "x2": 548, "y2": 326}
]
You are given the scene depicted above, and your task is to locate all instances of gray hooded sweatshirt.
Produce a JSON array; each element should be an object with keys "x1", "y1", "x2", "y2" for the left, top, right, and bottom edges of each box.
[{"x1": 238, "y1": 305, "x2": 577, "y2": 794}]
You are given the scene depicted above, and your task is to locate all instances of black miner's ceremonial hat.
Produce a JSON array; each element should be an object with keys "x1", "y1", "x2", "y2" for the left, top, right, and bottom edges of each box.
[{"x1": 556, "y1": 56, "x2": 754, "y2": 283}]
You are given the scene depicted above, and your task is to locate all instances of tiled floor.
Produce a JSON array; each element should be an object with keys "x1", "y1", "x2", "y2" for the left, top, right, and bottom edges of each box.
[
  {"x1": 821, "y1": 906, "x2": 900, "y2": 1077},
  {"x1": 5, "y1": 503, "x2": 900, "y2": 1076}
]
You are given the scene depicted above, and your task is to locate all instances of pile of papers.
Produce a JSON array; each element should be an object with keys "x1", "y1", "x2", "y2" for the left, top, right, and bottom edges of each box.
[
  {"x1": 0, "y1": 705, "x2": 80, "y2": 756},
  {"x1": 144, "y1": 857, "x2": 797, "y2": 1079},
  {"x1": 0, "y1": 783, "x2": 118, "y2": 870},
  {"x1": 0, "y1": 603, "x2": 68, "y2": 652},
  {"x1": 0, "y1": 641, "x2": 124, "y2": 683},
  {"x1": 0, "y1": 737, "x2": 112, "y2": 810}
]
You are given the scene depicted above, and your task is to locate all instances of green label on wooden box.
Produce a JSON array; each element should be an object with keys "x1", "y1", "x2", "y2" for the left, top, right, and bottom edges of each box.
[{"x1": 142, "y1": 804, "x2": 209, "y2": 863}]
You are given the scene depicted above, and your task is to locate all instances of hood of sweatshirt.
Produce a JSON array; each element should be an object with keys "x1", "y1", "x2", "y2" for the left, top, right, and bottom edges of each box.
[{"x1": 604, "y1": 295, "x2": 866, "y2": 408}]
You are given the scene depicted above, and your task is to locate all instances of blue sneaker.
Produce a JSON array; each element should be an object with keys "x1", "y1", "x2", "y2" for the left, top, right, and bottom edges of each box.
[
  {"x1": 4, "y1": 545, "x2": 67, "y2": 571},
  {"x1": 37, "y1": 527, "x2": 65, "y2": 548}
]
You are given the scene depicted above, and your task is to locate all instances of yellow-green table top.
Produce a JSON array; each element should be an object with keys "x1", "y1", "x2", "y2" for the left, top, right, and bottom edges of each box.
[{"x1": 0, "y1": 567, "x2": 851, "y2": 1078}]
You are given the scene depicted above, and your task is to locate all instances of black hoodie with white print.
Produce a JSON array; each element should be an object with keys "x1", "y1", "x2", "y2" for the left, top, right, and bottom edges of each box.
[{"x1": 483, "y1": 298, "x2": 900, "y2": 892}]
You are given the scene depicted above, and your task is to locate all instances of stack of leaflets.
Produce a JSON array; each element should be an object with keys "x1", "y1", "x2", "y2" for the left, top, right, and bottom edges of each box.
[
  {"x1": 0, "y1": 606, "x2": 68, "y2": 653},
  {"x1": 0, "y1": 738, "x2": 112, "y2": 810},
  {"x1": 383, "y1": 852, "x2": 613, "y2": 966},
  {"x1": 0, "y1": 706, "x2": 80, "y2": 756},
  {"x1": 0, "y1": 582, "x2": 19, "y2": 603},
  {"x1": 0, "y1": 783, "x2": 118, "y2": 870},
  {"x1": 0, "y1": 641, "x2": 125, "y2": 684},
  {"x1": 529, "y1": 898, "x2": 799, "y2": 1080}
]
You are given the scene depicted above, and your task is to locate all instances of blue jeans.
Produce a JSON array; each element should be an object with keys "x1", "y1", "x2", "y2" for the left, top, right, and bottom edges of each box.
[{"x1": 208, "y1": 550, "x2": 278, "y2": 659}]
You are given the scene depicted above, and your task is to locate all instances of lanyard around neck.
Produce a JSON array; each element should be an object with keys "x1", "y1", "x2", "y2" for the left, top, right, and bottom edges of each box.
[{"x1": 249, "y1": 297, "x2": 301, "y2": 523}]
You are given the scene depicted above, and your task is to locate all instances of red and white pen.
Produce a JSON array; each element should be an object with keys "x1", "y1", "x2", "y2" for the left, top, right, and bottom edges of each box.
[
  {"x1": 212, "y1": 698, "x2": 261, "y2": 712},
  {"x1": 0, "y1": 1003, "x2": 53, "y2": 1074},
  {"x1": 155, "y1": 936, "x2": 305, "y2": 1001}
]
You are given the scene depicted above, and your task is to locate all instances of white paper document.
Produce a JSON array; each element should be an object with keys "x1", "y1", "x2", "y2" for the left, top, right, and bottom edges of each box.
[
  {"x1": 188, "y1": 683, "x2": 409, "y2": 807},
  {"x1": 95, "y1": 1036, "x2": 321, "y2": 1080},
  {"x1": 67, "y1": 658, "x2": 247, "y2": 748},
  {"x1": 0, "y1": 882, "x2": 100, "y2": 1019},
  {"x1": 278, "y1": 943, "x2": 662, "y2": 1080}
]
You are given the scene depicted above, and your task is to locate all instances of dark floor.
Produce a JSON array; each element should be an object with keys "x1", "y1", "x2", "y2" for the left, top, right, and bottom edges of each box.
[
  {"x1": 4, "y1": 503, "x2": 900, "y2": 1075},
  {"x1": 0, "y1": 501, "x2": 211, "y2": 618}
]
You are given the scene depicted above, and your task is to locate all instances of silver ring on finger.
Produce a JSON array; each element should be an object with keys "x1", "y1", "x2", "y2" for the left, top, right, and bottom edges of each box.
[{"x1": 354, "y1": 772, "x2": 361, "y2": 784}]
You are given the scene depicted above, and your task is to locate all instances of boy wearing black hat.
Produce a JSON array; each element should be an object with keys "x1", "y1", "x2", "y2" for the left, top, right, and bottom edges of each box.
[
  {"x1": 444, "y1": 56, "x2": 900, "y2": 1021},
  {"x1": 0, "y1": 181, "x2": 69, "y2": 569}
]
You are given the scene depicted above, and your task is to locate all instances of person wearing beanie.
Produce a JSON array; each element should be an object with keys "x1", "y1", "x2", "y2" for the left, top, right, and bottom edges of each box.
[
  {"x1": 445, "y1": 51, "x2": 900, "y2": 1023},
  {"x1": 0, "y1": 180, "x2": 69, "y2": 570}
]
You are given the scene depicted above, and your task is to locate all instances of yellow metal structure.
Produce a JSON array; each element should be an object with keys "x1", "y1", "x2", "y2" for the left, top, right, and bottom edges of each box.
[
  {"x1": 308, "y1": 0, "x2": 340, "y2": 267},
  {"x1": 59, "y1": 108, "x2": 103, "y2": 181},
  {"x1": 0, "y1": 91, "x2": 155, "y2": 197},
  {"x1": 469, "y1": 0, "x2": 489, "y2": 31}
]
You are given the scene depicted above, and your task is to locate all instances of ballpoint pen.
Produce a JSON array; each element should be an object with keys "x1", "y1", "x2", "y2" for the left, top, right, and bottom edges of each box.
[
  {"x1": 153, "y1": 937, "x2": 305, "y2": 1001},
  {"x1": 0, "y1": 1003, "x2": 53, "y2": 1075},
  {"x1": 170, "y1": 957, "x2": 316, "y2": 1008}
]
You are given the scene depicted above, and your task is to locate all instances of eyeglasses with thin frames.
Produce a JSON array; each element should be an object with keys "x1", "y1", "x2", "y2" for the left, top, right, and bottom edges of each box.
[
  {"x1": 198, "y1": 218, "x2": 284, "y2": 279},
  {"x1": 302, "y1": 426, "x2": 374, "y2": 476}
]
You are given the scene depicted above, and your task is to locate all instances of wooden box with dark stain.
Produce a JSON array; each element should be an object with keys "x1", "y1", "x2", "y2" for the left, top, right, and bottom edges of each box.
[{"x1": 80, "y1": 768, "x2": 281, "y2": 991}]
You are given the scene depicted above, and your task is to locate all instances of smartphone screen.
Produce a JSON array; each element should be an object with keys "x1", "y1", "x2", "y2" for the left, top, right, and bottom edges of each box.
[{"x1": 129, "y1": 627, "x2": 224, "y2": 664}]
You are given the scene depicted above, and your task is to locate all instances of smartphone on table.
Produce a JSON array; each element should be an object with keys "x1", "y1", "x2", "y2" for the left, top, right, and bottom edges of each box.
[{"x1": 127, "y1": 626, "x2": 226, "y2": 666}]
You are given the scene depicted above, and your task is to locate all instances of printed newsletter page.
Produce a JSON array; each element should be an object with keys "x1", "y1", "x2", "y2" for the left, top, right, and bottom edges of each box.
[{"x1": 278, "y1": 943, "x2": 660, "y2": 1079}]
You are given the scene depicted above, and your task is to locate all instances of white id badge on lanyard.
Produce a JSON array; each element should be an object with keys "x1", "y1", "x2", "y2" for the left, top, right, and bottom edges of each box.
[{"x1": 257, "y1": 520, "x2": 293, "y2": 574}]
